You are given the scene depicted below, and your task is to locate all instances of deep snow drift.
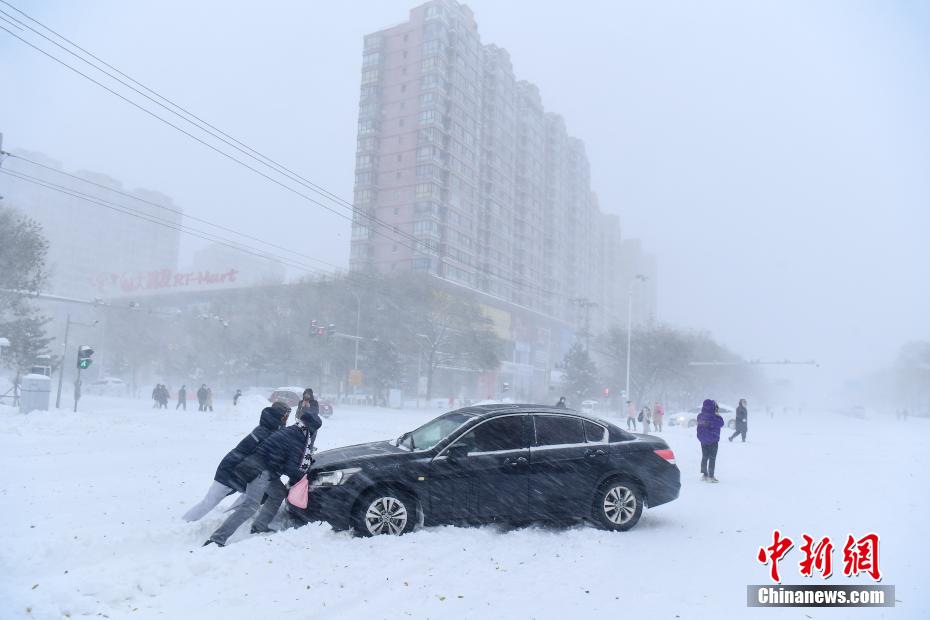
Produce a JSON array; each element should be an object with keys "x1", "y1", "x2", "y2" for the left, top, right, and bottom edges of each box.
[{"x1": 1, "y1": 396, "x2": 927, "y2": 619}]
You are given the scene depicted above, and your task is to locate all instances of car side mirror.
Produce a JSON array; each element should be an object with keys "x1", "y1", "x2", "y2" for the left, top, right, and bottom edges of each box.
[{"x1": 446, "y1": 444, "x2": 470, "y2": 461}]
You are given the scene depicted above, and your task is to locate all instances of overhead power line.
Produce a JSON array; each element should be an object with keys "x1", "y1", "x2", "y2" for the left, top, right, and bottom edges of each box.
[
  {"x1": 0, "y1": 167, "x2": 331, "y2": 277},
  {"x1": 7, "y1": 152, "x2": 342, "y2": 273}
]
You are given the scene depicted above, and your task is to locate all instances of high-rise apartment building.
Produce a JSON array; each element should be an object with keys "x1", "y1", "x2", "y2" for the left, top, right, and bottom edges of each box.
[{"x1": 350, "y1": 0, "x2": 654, "y2": 338}]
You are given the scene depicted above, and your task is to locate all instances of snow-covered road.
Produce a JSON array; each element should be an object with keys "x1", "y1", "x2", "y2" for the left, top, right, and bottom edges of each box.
[{"x1": 1, "y1": 397, "x2": 927, "y2": 619}]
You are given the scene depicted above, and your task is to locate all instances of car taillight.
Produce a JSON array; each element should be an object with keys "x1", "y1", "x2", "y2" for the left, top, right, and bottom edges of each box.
[{"x1": 654, "y1": 449, "x2": 676, "y2": 465}]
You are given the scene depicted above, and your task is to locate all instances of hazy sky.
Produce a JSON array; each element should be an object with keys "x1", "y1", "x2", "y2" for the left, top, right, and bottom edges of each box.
[{"x1": 2, "y1": 0, "x2": 929, "y2": 391}]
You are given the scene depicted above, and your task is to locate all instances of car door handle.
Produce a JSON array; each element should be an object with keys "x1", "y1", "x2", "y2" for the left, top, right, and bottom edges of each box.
[
  {"x1": 585, "y1": 449, "x2": 607, "y2": 458},
  {"x1": 507, "y1": 456, "x2": 528, "y2": 467}
]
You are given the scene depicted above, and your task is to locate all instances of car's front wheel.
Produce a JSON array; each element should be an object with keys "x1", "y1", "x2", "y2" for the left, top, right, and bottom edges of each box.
[
  {"x1": 592, "y1": 479, "x2": 644, "y2": 531},
  {"x1": 353, "y1": 490, "x2": 417, "y2": 537}
]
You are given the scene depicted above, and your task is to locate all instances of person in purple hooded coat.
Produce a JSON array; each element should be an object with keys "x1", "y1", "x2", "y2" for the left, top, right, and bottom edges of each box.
[{"x1": 696, "y1": 398, "x2": 724, "y2": 482}]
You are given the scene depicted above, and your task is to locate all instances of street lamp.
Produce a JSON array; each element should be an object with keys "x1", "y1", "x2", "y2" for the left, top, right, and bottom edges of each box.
[{"x1": 625, "y1": 274, "x2": 648, "y2": 406}]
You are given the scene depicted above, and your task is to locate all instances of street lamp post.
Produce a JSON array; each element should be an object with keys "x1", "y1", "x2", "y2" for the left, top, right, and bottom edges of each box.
[{"x1": 625, "y1": 274, "x2": 648, "y2": 406}]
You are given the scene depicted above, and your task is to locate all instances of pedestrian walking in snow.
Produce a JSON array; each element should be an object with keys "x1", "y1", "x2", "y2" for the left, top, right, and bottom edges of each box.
[
  {"x1": 183, "y1": 401, "x2": 290, "y2": 522},
  {"x1": 206, "y1": 387, "x2": 214, "y2": 412},
  {"x1": 152, "y1": 384, "x2": 160, "y2": 408},
  {"x1": 197, "y1": 384, "x2": 208, "y2": 411},
  {"x1": 653, "y1": 401, "x2": 664, "y2": 431},
  {"x1": 729, "y1": 398, "x2": 748, "y2": 442},
  {"x1": 160, "y1": 385, "x2": 170, "y2": 409},
  {"x1": 640, "y1": 405, "x2": 652, "y2": 433},
  {"x1": 626, "y1": 401, "x2": 637, "y2": 431},
  {"x1": 233, "y1": 389, "x2": 242, "y2": 407},
  {"x1": 697, "y1": 399, "x2": 724, "y2": 482},
  {"x1": 176, "y1": 385, "x2": 187, "y2": 410},
  {"x1": 555, "y1": 396, "x2": 567, "y2": 409},
  {"x1": 205, "y1": 396, "x2": 322, "y2": 546}
]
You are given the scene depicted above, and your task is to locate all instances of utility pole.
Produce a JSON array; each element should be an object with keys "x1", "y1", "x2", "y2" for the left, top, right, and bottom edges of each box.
[
  {"x1": 55, "y1": 314, "x2": 71, "y2": 408},
  {"x1": 625, "y1": 274, "x2": 648, "y2": 403},
  {"x1": 569, "y1": 297, "x2": 598, "y2": 351}
]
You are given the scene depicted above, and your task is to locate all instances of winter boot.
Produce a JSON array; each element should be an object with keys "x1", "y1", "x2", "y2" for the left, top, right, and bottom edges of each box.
[{"x1": 250, "y1": 524, "x2": 276, "y2": 535}]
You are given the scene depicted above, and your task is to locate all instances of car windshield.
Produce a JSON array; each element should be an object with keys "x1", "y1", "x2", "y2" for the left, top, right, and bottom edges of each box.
[{"x1": 397, "y1": 411, "x2": 475, "y2": 451}]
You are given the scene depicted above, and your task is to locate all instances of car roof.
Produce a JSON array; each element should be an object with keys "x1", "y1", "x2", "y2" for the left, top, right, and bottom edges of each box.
[{"x1": 457, "y1": 404, "x2": 612, "y2": 425}]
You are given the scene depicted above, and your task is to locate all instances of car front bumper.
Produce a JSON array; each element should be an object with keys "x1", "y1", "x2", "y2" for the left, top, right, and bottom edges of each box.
[{"x1": 287, "y1": 484, "x2": 357, "y2": 531}]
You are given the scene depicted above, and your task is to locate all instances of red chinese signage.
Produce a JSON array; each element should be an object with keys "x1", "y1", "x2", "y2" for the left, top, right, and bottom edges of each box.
[{"x1": 91, "y1": 268, "x2": 240, "y2": 295}]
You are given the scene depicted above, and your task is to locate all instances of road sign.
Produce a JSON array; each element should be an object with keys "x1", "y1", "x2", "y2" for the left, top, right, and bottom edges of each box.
[{"x1": 349, "y1": 369, "x2": 363, "y2": 386}]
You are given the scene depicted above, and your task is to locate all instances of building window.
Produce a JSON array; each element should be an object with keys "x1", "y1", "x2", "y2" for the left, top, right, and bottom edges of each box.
[
  {"x1": 401, "y1": 83, "x2": 407, "y2": 93},
  {"x1": 415, "y1": 183, "x2": 436, "y2": 198},
  {"x1": 413, "y1": 220, "x2": 438, "y2": 235},
  {"x1": 356, "y1": 153, "x2": 374, "y2": 169},
  {"x1": 355, "y1": 171, "x2": 374, "y2": 185},
  {"x1": 416, "y1": 164, "x2": 434, "y2": 178},
  {"x1": 393, "y1": 207, "x2": 400, "y2": 215},
  {"x1": 351, "y1": 225, "x2": 370, "y2": 240},
  {"x1": 354, "y1": 188, "x2": 373, "y2": 204},
  {"x1": 357, "y1": 136, "x2": 378, "y2": 151},
  {"x1": 357, "y1": 119, "x2": 377, "y2": 134},
  {"x1": 399, "y1": 118, "x2": 405, "y2": 127},
  {"x1": 364, "y1": 34, "x2": 382, "y2": 51},
  {"x1": 418, "y1": 109, "x2": 436, "y2": 125},
  {"x1": 361, "y1": 68, "x2": 380, "y2": 85},
  {"x1": 362, "y1": 52, "x2": 381, "y2": 67}
]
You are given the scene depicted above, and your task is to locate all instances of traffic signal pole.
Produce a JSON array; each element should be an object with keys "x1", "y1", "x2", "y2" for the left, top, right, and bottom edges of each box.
[{"x1": 74, "y1": 344, "x2": 82, "y2": 412}]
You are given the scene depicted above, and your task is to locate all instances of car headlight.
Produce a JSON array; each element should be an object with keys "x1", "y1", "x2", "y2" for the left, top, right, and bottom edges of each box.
[{"x1": 310, "y1": 467, "x2": 361, "y2": 487}]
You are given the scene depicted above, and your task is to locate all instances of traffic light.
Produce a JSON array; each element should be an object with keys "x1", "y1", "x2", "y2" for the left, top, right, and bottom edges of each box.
[
  {"x1": 77, "y1": 345, "x2": 94, "y2": 370},
  {"x1": 310, "y1": 320, "x2": 336, "y2": 337},
  {"x1": 603, "y1": 387, "x2": 610, "y2": 397},
  {"x1": 501, "y1": 382, "x2": 510, "y2": 393},
  {"x1": 327, "y1": 323, "x2": 336, "y2": 338}
]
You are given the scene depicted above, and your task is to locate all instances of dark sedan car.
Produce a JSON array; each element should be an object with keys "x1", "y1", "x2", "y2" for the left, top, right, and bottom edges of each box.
[{"x1": 288, "y1": 404, "x2": 680, "y2": 536}]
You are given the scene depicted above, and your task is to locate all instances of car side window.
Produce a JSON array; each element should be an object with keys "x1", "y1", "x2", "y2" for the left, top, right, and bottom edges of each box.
[
  {"x1": 454, "y1": 416, "x2": 524, "y2": 453},
  {"x1": 583, "y1": 420, "x2": 607, "y2": 443},
  {"x1": 534, "y1": 415, "x2": 585, "y2": 447}
]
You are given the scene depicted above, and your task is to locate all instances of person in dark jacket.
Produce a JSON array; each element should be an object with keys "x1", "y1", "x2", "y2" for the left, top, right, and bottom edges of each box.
[
  {"x1": 233, "y1": 389, "x2": 242, "y2": 406},
  {"x1": 697, "y1": 398, "x2": 724, "y2": 482},
  {"x1": 729, "y1": 398, "x2": 748, "y2": 442},
  {"x1": 555, "y1": 396, "x2": 567, "y2": 409},
  {"x1": 183, "y1": 402, "x2": 290, "y2": 522},
  {"x1": 176, "y1": 385, "x2": 187, "y2": 410},
  {"x1": 206, "y1": 399, "x2": 322, "y2": 546},
  {"x1": 197, "y1": 384, "x2": 208, "y2": 411}
]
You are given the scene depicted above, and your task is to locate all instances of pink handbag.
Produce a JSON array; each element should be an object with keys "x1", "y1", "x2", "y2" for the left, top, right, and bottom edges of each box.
[{"x1": 287, "y1": 475, "x2": 309, "y2": 509}]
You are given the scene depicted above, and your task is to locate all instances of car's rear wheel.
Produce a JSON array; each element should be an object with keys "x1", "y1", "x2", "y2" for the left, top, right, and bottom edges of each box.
[
  {"x1": 592, "y1": 479, "x2": 644, "y2": 531},
  {"x1": 353, "y1": 490, "x2": 417, "y2": 537}
]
